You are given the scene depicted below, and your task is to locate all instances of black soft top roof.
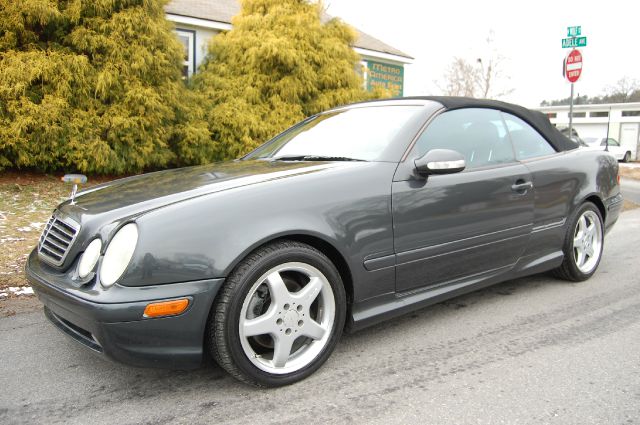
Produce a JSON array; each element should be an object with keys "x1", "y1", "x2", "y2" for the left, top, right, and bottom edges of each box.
[{"x1": 407, "y1": 96, "x2": 579, "y2": 152}]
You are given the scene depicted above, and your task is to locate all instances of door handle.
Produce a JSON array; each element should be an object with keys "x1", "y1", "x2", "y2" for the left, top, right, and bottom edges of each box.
[{"x1": 511, "y1": 181, "x2": 533, "y2": 192}]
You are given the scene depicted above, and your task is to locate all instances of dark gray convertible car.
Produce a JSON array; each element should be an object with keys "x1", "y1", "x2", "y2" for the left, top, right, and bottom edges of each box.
[{"x1": 26, "y1": 97, "x2": 623, "y2": 387}]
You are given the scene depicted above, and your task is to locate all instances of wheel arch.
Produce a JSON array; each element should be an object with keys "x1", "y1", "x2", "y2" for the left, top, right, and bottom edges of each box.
[
  {"x1": 583, "y1": 194, "x2": 606, "y2": 222},
  {"x1": 223, "y1": 232, "x2": 355, "y2": 306}
]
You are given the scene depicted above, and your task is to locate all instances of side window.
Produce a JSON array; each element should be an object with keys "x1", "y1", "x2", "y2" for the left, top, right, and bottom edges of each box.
[
  {"x1": 608, "y1": 138, "x2": 620, "y2": 147},
  {"x1": 176, "y1": 29, "x2": 195, "y2": 79},
  {"x1": 414, "y1": 108, "x2": 514, "y2": 169},
  {"x1": 502, "y1": 113, "x2": 556, "y2": 160}
]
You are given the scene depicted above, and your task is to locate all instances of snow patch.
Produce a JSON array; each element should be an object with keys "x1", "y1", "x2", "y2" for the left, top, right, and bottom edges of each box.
[
  {"x1": 7, "y1": 286, "x2": 34, "y2": 296},
  {"x1": 0, "y1": 237, "x2": 26, "y2": 243},
  {"x1": 17, "y1": 222, "x2": 45, "y2": 232}
]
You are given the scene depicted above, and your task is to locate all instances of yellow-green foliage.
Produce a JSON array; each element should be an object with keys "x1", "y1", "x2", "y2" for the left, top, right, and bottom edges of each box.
[
  {"x1": 0, "y1": 0, "x2": 211, "y2": 174},
  {"x1": 193, "y1": 0, "x2": 377, "y2": 160}
]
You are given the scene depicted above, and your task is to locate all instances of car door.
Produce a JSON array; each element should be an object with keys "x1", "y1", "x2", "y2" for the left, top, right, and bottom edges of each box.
[
  {"x1": 392, "y1": 108, "x2": 534, "y2": 292},
  {"x1": 502, "y1": 112, "x2": 575, "y2": 260}
]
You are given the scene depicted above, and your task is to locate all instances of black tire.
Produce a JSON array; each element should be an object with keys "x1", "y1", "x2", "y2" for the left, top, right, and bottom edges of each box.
[
  {"x1": 208, "y1": 240, "x2": 346, "y2": 387},
  {"x1": 553, "y1": 201, "x2": 604, "y2": 282},
  {"x1": 622, "y1": 152, "x2": 630, "y2": 163}
]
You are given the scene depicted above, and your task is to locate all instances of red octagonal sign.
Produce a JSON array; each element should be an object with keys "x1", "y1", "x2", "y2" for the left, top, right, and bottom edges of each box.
[{"x1": 564, "y1": 49, "x2": 583, "y2": 83}]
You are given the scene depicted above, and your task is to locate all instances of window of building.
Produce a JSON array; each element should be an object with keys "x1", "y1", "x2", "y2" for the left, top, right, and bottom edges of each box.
[
  {"x1": 502, "y1": 113, "x2": 556, "y2": 160},
  {"x1": 414, "y1": 108, "x2": 514, "y2": 169},
  {"x1": 571, "y1": 112, "x2": 586, "y2": 118},
  {"x1": 622, "y1": 110, "x2": 640, "y2": 117},
  {"x1": 590, "y1": 111, "x2": 609, "y2": 118},
  {"x1": 176, "y1": 29, "x2": 195, "y2": 78}
]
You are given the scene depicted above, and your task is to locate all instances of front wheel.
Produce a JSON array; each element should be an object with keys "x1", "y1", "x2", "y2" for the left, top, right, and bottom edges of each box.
[
  {"x1": 553, "y1": 202, "x2": 604, "y2": 282},
  {"x1": 208, "y1": 240, "x2": 346, "y2": 387},
  {"x1": 622, "y1": 152, "x2": 631, "y2": 163}
]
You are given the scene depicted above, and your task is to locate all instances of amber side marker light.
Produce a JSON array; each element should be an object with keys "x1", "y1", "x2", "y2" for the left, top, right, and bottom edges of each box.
[
  {"x1": 617, "y1": 174, "x2": 621, "y2": 185},
  {"x1": 144, "y1": 299, "x2": 190, "y2": 318}
]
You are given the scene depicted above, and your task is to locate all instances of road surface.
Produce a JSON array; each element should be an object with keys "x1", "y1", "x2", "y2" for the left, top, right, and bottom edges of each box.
[
  {"x1": 621, "y1": 178, "x2": 640, "y2": 204},
  {"x1": 1, "y1": 210, "x2": 640, "y2": 425}
]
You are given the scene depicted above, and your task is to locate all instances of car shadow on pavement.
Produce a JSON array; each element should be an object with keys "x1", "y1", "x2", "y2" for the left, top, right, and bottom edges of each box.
[{"x1": 342, "y1": 272, "x2": 566, "y2": 342}]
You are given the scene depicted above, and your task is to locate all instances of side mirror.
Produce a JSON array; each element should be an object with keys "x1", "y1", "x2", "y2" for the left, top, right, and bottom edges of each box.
[{"x1": 414, "y1": 149, "x2": 466, "y2": 176}]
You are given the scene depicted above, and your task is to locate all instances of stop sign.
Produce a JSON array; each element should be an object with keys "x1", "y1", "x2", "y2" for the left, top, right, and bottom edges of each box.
[{"x1": 564, "y1": 49, "x2": 583, "y2": 83}]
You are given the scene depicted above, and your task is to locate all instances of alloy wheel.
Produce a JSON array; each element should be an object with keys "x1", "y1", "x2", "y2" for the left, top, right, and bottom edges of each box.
[
  {"x1": 238, "y1": 262, "x2": 336, "y2": 374},
  {"x1": 572, "y1": 210, "x2": 603, "y2": 274}
]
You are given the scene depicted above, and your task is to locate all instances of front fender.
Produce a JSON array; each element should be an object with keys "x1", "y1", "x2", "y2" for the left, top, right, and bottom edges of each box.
[{"x1": 118, "y1": 162, "x2": 397, "y2": 303}]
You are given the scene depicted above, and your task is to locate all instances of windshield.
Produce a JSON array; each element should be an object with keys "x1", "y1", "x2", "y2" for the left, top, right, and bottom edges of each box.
[{"x1": 244, "y1": 106, "x2": 422, "y2": 161}]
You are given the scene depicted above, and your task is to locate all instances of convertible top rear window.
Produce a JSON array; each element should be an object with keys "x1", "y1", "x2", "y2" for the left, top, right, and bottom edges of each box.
[{"x1": 245, "y1": 106, "x2": 422, "y2": 161}]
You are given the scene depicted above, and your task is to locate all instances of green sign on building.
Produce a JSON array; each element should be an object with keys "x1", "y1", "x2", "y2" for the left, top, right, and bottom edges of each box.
[{"x1": 366, "y1": 60, "x2": 404, "y2": 96}]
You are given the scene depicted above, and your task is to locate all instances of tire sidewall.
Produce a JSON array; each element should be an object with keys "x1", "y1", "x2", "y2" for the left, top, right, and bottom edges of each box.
[
  {"x1": 219, "y1": 244, "x2": 346, "y2": 387},
  {"x1": 563, "y1": 202, "x2": 604, "y2": 280}
]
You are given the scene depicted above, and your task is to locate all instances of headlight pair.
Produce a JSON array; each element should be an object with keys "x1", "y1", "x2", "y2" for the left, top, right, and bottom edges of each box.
[{"x1": 77, "y1": 223, "x2": 139, "y2": 288}]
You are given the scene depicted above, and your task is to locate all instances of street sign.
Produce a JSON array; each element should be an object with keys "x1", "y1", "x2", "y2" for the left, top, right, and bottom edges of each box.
[
  {"x1": 562, "y1": 27, "x2": 586, "y2": 141},
  {"x1": 564, "y1": 49, "x2": 583, "y2": 83},
  {"x1": 567, "y1": 26, "x2": 581, "y2": 37},
  {"x1": 562, "y1": 36, "x2": 587, "y2": 48}
]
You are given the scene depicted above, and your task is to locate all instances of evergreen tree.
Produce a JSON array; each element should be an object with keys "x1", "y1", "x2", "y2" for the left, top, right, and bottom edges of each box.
[
  {"x1": 0, "y1": 0, "x2": 211, "y2": 174},
  {"x1": 193, "y1": 0, "x2": 376, "y2": 160}
]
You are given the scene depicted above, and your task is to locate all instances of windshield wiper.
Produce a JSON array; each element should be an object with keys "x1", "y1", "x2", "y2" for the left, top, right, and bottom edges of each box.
[{"x1": 271, "y1": 155, "x2": 365, "y2": 162}]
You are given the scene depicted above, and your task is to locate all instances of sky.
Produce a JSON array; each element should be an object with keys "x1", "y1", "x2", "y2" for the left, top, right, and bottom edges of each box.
[{"x1": 325, "y1": 0, "x2": 640, "y2": 108}]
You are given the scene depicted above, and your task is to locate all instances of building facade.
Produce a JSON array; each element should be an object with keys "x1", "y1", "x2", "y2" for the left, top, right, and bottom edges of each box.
[
  {"x1": 165, "y1": 0, "x2": 413, "y2": 96},
  {"x1": 536, "y1": 102, "x2": 640, "y2": 160}
]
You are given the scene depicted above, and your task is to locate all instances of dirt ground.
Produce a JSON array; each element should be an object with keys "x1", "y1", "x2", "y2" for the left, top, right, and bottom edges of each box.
[
  {"x1": 0, "y1": 296, "x2": 41, "y2": 317},
  {"x1": 619, "y1": 164, "x2": 640, "y2": 180}
]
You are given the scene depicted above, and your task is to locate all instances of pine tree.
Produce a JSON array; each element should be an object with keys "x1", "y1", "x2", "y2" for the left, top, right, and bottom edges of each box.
[
  {"x1": 192, "y1": 0, "x2": 376, "y2": 160},
  {"x1": 0, "y1": 0, "x2": 211, "y2": 174}
]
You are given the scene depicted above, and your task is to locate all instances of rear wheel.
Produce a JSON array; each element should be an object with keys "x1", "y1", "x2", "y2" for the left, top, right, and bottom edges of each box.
[
  {"x1": 553, "y1": 202, "x2": 604, "y2": 282},
  {"x1": 208, "y1": 240, "x2": 346, "y2": 387}
]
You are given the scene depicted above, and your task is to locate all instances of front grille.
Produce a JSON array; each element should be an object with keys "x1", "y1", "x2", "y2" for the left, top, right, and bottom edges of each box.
[{"x1": 38, "y1": 213, "x2": 80, "y2": 267}]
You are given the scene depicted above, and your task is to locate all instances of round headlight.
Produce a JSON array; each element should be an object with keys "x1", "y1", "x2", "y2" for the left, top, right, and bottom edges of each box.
[
  {"x1": 78, "y1": 238, "x2": 102, "y2": 278},
  {"x1": 100, "y1": 223, "x2": 138, "y2": 288}
]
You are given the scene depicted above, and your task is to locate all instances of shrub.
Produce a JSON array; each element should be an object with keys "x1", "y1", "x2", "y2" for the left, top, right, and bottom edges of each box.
[
  {"x1": 0, "y1": 0, "x2": 211, "y2": 174},
  {"x1": 192, "y1": 0, "x2": 380, "y2": 160}
]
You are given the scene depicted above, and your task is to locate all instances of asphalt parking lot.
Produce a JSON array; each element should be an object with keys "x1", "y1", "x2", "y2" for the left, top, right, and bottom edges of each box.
[{"x1": 1, "y1": 209, "x2": 639, "y2": 425}]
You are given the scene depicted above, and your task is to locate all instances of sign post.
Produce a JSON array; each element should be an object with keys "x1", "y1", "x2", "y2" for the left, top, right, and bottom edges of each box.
[
  {"x1": 562, "y1": 27, "x2": 586, "y2": 139},
  {"x1": 568, "y1": 81, "x2": 575, "y2": 137}
]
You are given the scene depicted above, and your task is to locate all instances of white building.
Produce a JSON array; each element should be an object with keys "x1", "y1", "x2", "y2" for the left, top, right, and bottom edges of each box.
[
  {"x1": 536, "y1": 102, "x2": 640, "y2": 160},
  {"x1": 165, "y1": 0, "x2": 413, "y2": 96}
]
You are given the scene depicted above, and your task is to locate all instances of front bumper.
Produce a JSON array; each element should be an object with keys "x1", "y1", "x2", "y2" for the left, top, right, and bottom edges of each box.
[{"x1": 25, "y1": 250, "x2": 224, "y2": 369}]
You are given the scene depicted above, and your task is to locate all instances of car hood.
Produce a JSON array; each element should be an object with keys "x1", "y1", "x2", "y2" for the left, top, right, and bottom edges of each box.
[{"x1": 57, "y1": 160, "x2": 360, "y2": 222}]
